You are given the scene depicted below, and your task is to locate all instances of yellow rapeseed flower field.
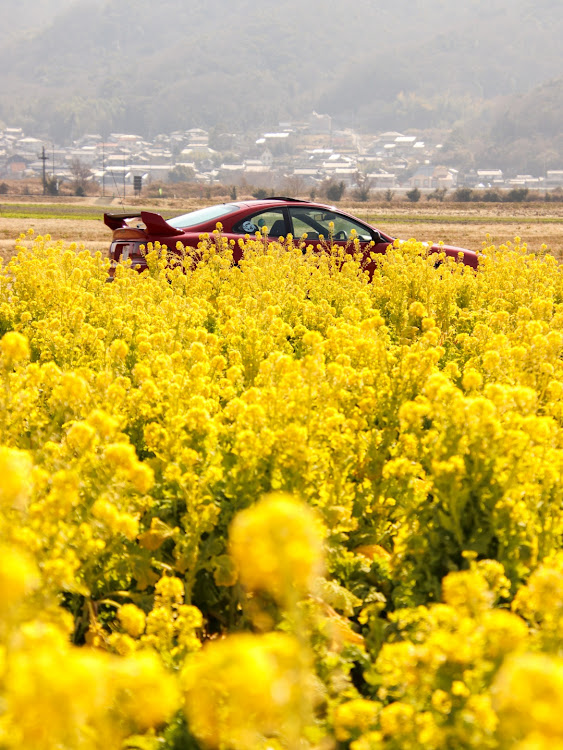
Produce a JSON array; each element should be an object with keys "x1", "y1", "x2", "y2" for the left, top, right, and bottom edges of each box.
[{"x1": 1, "y1": 229, "x2": 563, "y2": 748}]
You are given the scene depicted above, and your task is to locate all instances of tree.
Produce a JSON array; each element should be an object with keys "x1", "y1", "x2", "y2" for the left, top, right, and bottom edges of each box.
[
  {"x1": 406, "y1": 187, "x2": 421, "y2": 203},
  {"x1": 45, "y1": 175, "x2": 59, "y2": 196},
  {"x1": 324, "y1": 180, "x2": 346, "y2": 202},
  {"x1": 353, "y1": 171, "x2": 372, "y2": 202},
  {"x1": 481, "y1": 189, "x2": 502, "y2": 202},
  {"x1": 504, "y1": 187, "x2": 529, "y2": 203},
  {"x1": 252, "y1": 188, "x2": 270, "y2": 200},
  {"x1": 427, "y1": 188, "x2": 447, "y2": 202},
  {"x1": 69, "y1": 158, "x2": 91, "y2": 195},
  {"x1": 168, "y1": 165, "x2": 196, "y2": 183},
  {"x1": 453, "y1": 186, "x2": 474, "y2": 202},
  {"x1": 281, "y1": 175, "x2": 307, "y2": 198}
]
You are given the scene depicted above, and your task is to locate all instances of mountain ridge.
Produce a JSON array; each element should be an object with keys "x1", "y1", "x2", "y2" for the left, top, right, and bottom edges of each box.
[{"x1": 0, "y1": 0, "x2": 561, "y2": 172}]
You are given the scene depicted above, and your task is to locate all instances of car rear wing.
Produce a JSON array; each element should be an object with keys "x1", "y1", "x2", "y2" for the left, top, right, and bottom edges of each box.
[
  {"x1": 104, "y1": 212, "x2": 143, "y2": 230},
  {"x1": 103, "y1": 211, "x2": 183, "y2": 237}
]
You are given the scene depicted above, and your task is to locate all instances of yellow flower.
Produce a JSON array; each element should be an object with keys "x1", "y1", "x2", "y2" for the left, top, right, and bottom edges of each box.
[
  {"x1": 464, "y1": 694, "x2": 498, "y2": 735},
  {"x1": 379, "y1": 702, "x2": 415, "y2": 737},
  {"x1": 118, "y1": 604, "x2": 147, "y2": 637},
  {"x1": 129, "y1": 463, "x2": 154, "y2": 493},
  {"x1": 0, "y1": 331, "x2": 30, "y2": 361},
  {"x1": 87, "y1": 409, "x2": 119, "y2": 439},
  {"x1": 112, "y1": 650, "x2": 180, "y2": 729},
  {"x1": 452, "y1": 680, "x2": 470, "y2": 697},
  {"x1": 482, "y1": 609, "x2": 528, "y2": 659},
  {"x1": 154, "y1": 575, "x2": 185, "y2": 607},
  {"x1": 462, "y1": 368, "x2": 483, "y2": 391},
  {"x1": 229, "y1": 493, "x2": 325, "y2": 603},
  {"x1": 182, "y1": 632, "x2": 309, "y2": 749},
  {"x1": 493, "y1": 652, "x2": 563, "y2": 738},
  {"x1": 0, "y1": 446, "x2": 33, "y2": 509},
  {"x1": 55, "y1": 372, "x2": 89, "y2": 405},
  {"x1": 115, "y1": 512, "x2": 139, "y2": 540},
  {"x1": 442, "y1": 570, "x2": 493, "y2": 614},
  {"x1": 0, "y1": 544, "x2": 39, "y2": 607},
  {"x1": 408, "y1": 301, "x2": 427, "y2": 318},
  {"x1": 110, "y1": 339, "x2": 129, "y2": 361},
  {"x1": 334, "y1": 699, "x2": 380, "y2": 741},
  {"x1": 66, "y1": 421, "x2": 96, "y2": 452},
  {"x1": 431, "y1": 689, "x2": 452, "y2": 714},
  {"x1": 104, "y1": 443, "x2": 137, "y2": 471}
]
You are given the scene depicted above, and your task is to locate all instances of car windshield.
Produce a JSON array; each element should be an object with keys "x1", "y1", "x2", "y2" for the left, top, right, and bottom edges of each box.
[{"x1": 167, "y1": 204, "x2": 239, "y2": 229}]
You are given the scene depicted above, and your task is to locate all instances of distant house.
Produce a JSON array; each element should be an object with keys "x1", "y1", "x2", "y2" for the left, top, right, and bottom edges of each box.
[
  {"x1": 4, "y1": 127, "x2": 24, "y2": 141},
  {"x1": 129, "y1": 165, "x2": 170, "y2": 182},
  {"x1": 408, "y1": 165, "x2": 434, "y2": 189},
  {"x1": 331, "y1": 130, "x2": 356, "y2": 152},
  {"x1": 291, "y1": 168, "x2": 323, "y2": 186},
  {"x1": 409, "y1": 165, "x2": 458, "y2": 190},
  {"x1": 432, "y1": 166, "x2": 458, "y2": 189},
  {"x1": 110, "y1": 133, "x2": 144, "y2": 145},
  {"x1": 395, "y1": 136, "x2": 417, "y2": 148},
  {"x1": 307, "y1": 111, "x2": 332, "y2": 134},
  {"x1": 507, "y1": 175, "x2": 543, "y2": 188},
  {"x1": 6, "y1": 154, "x2": 29, "y2": 177},
  {"x1": 180, "y1": 146, "x2": 217, "y2": 160},
  {"x1": 185, "y1": 128, "x2": 209, "y2": 147},
  {"x1": 259, "y1": 149, "x2": 273, "y2": 167},
  {"x1": 263, "y1": 132, "x2": 290, "y2": 141},
  {"x1": 218, "y1": 163, "x2": 245, "y2": 184},
  {"x1": 322, "y1": 158, "x2": 354, "y2": 173},
  {"x1": 15, "y1": 137, "x2": 44, "y2": 156},
  {"x1": 243, "y1": 165, "x2": 273, "y2": 185},
  {"x1": 476, "y1": 169, "x2": 504, "y2": 186},
  {"x1": 66, "y1": 148, "x2": 97, "y2": 166},
  {"x1": 367, "y1": 171, "x2": 397, "y2": 189},
  {"x1": 304, "y1": 148, "x2": 334, "y2": 164}
]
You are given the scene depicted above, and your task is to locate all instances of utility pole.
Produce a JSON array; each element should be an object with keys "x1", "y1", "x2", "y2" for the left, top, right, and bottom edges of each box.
[
  {"x1": 101, "y1": 141, "x2": 105, "y2": 197},
  {"x1": 38, "y1": 146, "x2": 48, "y2": 194}
]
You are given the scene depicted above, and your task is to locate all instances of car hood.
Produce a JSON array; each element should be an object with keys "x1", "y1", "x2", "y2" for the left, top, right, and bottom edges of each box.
[
  {"x1": 393, "y1": 239, "x2": 478, "y2": 269},
  {"x1": 431, "y1": 242, "x2": 478, "y2": 267}
]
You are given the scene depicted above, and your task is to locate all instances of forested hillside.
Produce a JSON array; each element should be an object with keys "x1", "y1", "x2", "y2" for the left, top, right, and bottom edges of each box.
[
  {"x1": 440, "y1": 76, "x2": 563, "y2": 174},
  {"x1": 0, "y1": 0, "x2": 561, "y2": 154},
  {"x1": 0, "y1": 0, "x2": 76, "y2": 41}
]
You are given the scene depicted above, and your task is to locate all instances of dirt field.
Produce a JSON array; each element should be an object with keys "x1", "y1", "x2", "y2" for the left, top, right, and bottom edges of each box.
[{"x1": 0, "y1": 198, "x2": 561, "y2": 261}]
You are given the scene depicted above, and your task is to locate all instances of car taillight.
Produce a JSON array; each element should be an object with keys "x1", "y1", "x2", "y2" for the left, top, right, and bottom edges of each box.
[
  {"x1": 109, "y1": 241, "x2": 147, "y2": 274},
  {"x1": 111, "y1": 241, "x2": 144, "y2": 261}
]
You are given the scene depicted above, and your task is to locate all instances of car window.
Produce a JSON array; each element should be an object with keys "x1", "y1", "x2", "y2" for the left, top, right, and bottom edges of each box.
[
  {"x1": 289, "y1": 207, "x2": 373, "y2": 242},
  {"x1": 233, "y1": 208, "x2": 287, "y2": 236},
  {"x1": 168, "y1": 203, "x2": 239, "y2": 229}
]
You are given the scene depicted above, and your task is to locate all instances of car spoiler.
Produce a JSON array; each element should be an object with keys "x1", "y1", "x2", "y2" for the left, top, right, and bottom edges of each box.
[{"x1": 103, "y1": 211, "x2": 183, "y2": 237}]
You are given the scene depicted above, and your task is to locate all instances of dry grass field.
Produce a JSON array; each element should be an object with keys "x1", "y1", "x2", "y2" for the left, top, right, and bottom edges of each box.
[{"x1": 0, "y1": 197, "x2": 561, "y2": 262}]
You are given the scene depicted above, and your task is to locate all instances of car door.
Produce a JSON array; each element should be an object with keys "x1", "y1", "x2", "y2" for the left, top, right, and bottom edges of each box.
[{"x1": 288, "y1": 206, "x2": 391, "y2": 275}]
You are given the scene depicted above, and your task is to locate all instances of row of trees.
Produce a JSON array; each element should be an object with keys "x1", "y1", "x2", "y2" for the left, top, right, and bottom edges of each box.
[
  {"x1": 405, "y1": 186, "x2": 563, "y2": 204},
  {"x1": 4, "y1": 160, "x2": 563, "y2": 203}
]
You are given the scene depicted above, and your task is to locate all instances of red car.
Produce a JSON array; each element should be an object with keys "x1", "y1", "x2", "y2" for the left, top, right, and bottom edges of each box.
[{"x1": 105, "y1": 197, "x2": 478, "y2": 277}]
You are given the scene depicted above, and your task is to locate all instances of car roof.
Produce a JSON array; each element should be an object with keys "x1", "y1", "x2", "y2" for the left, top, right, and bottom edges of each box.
[{"x1": 231, "y1": 196, "x2": 336, "y2": 211}]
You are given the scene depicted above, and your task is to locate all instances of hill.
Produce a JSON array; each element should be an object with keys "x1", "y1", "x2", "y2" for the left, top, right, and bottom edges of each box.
[
  {"x1": 0, "y1": 0, "x2": 76, "y2": 42},
  {"x1": 0, "y1": 0, "x2": 561, "y2": 159},
  {"x1": 440, "y1": 76, "x2": 563, "y2": 174}
]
